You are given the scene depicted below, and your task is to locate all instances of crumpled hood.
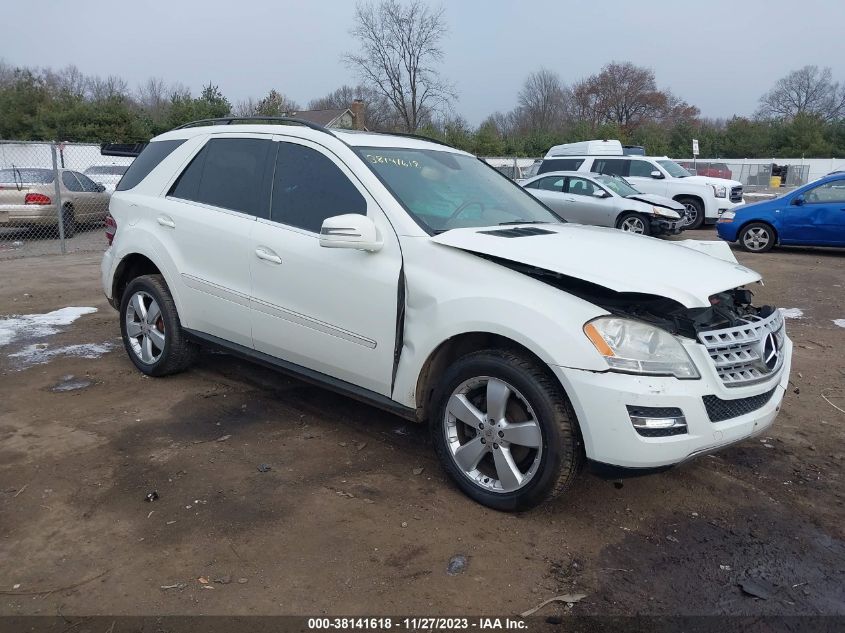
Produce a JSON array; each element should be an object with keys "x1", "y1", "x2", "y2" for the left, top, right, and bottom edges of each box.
[
  {"x1": 431, "y1": 224, "x2": 761, "y2": 308},
  {"x1": 625, "y1": 193, "x2": 685, "y2": 211}
]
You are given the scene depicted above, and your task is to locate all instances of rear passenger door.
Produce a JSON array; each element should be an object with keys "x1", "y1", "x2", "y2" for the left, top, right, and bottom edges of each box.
[
  {"x1": 249, "y1": 137, "x2": 403, "y2": 396},
  {"x1": 159, "y1": 134, "x2": 275, "y2": 348},
  {"x1": 524, "y1": 176, "x2": 567, "y2": 215}
]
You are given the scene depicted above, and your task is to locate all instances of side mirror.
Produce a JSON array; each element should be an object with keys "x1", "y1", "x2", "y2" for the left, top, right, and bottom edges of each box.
[
  {"x1": 319, "y1": 214, "x2": 383, "y2": 252},
  {"x1": 791, "y1": 195, "x2": 804, "y2": 206},
  {"x1": 592, "y1": 189, "x2": 608, "y2": 198},
  {"x1": 650, "y1": 170, "x2": 664, "y2": 179},
  {"x1": 96, "y1": 183, "x2": 106, "y2": 192}
]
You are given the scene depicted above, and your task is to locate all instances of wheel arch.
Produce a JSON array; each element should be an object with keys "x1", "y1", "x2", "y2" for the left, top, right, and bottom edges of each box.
[
  {"x1": 110, "y1": 251, "x2": 186, "y2": 317},
  {"x1": 413, "y1": 331, "x2": 573, "y2": 426}
]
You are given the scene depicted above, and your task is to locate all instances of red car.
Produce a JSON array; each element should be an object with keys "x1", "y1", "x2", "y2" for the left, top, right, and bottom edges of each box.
[{"x1": 679, "y1": 161, "x2": 732, "y2": 179}]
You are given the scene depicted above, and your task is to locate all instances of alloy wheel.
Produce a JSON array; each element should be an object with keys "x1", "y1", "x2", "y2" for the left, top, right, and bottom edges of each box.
[
  {"x1": 443, "y1": 376, "x2": 543, "y2": 493},
  {"x1": 620, "y1": 216, "x2": 646, "y2": 234},
  {"x1": 125, "y1": 291, "x2": 166, "y2": 364},
  {"x1": 682, "y1": 203, "x2": 699, "y2": 227},
  {"x1": 742, "y1": 226, "x2": 771, "y2": 251}
]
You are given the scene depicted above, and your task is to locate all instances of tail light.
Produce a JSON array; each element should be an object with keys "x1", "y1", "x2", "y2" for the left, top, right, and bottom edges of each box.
[
  {"x1": 105, "y1": 213, "x2": 117, "y2": 246},
  {"x1": 25, "y1": 193, "x2": 52, "y2": 205}
]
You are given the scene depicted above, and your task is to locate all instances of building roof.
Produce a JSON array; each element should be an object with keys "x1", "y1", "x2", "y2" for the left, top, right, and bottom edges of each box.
[{"x1": 289, "y1": 108, "x2": 351, "y2": 127}]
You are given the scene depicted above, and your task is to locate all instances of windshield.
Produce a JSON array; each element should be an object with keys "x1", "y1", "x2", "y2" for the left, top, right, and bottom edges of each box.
[
  {"x1": 85, "y1": 165, "x2": 128, "y2": 176},
  {"x1": 356, "y1": 147, "x2": 562, "y2": 233},
  {"x1": 657, "y1": 160, "x2": 692, "y2": 178},
  {"x1": 594, "y1": 174, "x2": 639, "y2": 197},
  {"x1": 0, "y1": 168, "x2": 54, "y2": 184}
]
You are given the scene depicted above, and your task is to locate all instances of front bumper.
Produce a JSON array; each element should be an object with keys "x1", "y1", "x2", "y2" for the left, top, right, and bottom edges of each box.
[
  {"x1": 554, "y1": 336, "x2": 792, "y2": 468},
  {"x1": 650, "y1": 218, "x2": 683, "y2": 235}
]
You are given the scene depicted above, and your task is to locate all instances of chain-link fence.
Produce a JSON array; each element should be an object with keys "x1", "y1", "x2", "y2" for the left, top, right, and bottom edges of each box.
[
  {"x1": 677, "y1": 160, "x2": 811, "y2": 189},
  {"x1": 0, "y1": 140, "x2": 132, "y2": 259}
]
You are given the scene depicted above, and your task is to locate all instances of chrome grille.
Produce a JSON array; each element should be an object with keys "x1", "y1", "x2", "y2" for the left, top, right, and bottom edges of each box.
[
  {"x1": 730, "y1": 186, "x2": 743, "y2": 203},
  {"x1": 698, "y1": 310, "x2": 786, "y2": 387}
]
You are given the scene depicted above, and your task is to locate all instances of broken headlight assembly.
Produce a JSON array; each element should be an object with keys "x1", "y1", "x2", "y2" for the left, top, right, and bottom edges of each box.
[{"x1": 583, "y1": 316, "x2": 700, "y2": 379}]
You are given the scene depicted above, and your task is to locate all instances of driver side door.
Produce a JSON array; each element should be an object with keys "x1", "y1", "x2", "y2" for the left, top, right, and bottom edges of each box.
[
  {"x1": 249, "y1": 137, "x2": 403, "y2": 396},
  {"x1": 781, "y1": 179, "x2": 845, "y2": 245},
  {"x1": 563, "y1": 176, "x2": 612, "y2": 226}
]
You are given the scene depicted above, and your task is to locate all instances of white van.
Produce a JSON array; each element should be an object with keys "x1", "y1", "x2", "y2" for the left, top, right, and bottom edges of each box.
[{"x1": 539, "y1": 140, "x2": 744, "y2": 229}]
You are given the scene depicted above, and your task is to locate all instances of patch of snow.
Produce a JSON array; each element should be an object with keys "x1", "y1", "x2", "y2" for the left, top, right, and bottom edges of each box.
[
  {"x1": 779, "y1": 308, "x2": 805, "y2": 319},
  {"x1": 0, "y1": 307, "x2": 97, "y2": 347},
  {"x1": 833, "y1": 319, "x2": 845, "y2": 329},
  {"x1": 9, "y1": 342, "x2": 113, "y2": 369}
]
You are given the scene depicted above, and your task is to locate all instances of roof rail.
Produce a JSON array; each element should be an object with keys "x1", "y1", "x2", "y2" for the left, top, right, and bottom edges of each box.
[
  {"x1": 172, "y1": 116, "x2": 337, "y2": 138},
  {"x1": 385, "y1": 131, "x2": 456, "y2": 149}
]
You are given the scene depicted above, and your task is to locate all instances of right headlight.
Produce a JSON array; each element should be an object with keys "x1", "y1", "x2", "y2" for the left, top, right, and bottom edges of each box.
[{"x1": 583, "y1": 317, "x2": 700, "y2": 379}]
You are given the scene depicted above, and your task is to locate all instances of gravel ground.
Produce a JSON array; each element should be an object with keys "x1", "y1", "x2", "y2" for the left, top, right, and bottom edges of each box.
[{"x1": 0, "y1": 231, "x2": 843, "y2": 619}]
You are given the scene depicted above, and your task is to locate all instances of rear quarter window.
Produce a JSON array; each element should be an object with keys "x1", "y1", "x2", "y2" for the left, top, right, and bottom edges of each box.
[{"x1": 116, "y1": 139, "x2": 186, "y2": 191}]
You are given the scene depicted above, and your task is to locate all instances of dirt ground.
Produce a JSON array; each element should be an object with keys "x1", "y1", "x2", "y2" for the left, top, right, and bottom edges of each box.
[{"x1": 0, "y1": 230, "x2": 843, "y2": 619}]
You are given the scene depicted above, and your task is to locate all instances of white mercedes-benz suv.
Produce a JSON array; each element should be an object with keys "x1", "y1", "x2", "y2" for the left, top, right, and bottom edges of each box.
[{"x1": 101, "y1": 118, "x2": 791, "y2": 511}]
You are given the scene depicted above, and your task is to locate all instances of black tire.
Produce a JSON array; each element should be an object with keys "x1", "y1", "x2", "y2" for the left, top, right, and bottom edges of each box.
[
  {"x1": 616, "y1": 212, "x2": 651, "y2": 236},
  {"x1": 739, "y1": 222, "x2": 776, "y2": 253},
  {"x1": 676, "y1": 196, "x2": 704, "y2": 229},
  {"x1": 119, "y1": 274, "x2": 198, "y2": 376},
  {"x1": 58, "y1": 204, "x2": 76, "y2": 239},
  {"x1": 430, "y1": 349, "x2": 583, "y2": 511}
]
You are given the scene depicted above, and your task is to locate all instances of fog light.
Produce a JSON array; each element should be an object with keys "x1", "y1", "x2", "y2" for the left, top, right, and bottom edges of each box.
[{"x1": 626, "y1": 406, "x2": 687, "y2": 437}]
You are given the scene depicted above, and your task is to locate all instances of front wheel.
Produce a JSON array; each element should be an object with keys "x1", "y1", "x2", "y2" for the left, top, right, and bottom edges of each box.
[
  {"x1": 119, "y1": 274, "x2": 198, "y2": 376},
  {"x1": 676, "y1": 197, "x2": 704, "y2": 229},
  {"x1": 431, "y1": 350, "x2": 582, "y2": 511},
  {"x1": 739, "y1": 222, "x2": 776, "y2": 253},
  {"x1": 616, "y1": 212, "x2": 651, "y2": 235}
]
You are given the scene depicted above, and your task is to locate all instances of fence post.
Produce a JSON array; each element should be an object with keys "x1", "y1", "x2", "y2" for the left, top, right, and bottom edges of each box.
[{"x1": 50, "y1": 143, "x2": 66, "y2": 254}]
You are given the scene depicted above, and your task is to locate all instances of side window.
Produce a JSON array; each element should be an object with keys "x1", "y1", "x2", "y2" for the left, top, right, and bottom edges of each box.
[
  {"x1": 271, "y1": 142, "x2": 366, "y2": 232},
  {"x1": 536, "y1": 177, "x2": 564, "y2": 192},
  {"x1": 75, "y1": 172, "x2": 100, "y2": 192},
  {"x1": 537, "y1": 158, "x2": 585, "y2": 174},
  {"x1": 117, "y1": 139, "x2": 185, "y2": 191},
  {"x1": 593, "y1": 159, "x2": 628, "y2": 177},
  {"x1": 628, "y1": 160, "x2": 655, "y2": 178},
  {"x1": 170, "y1": 138, "x2": 274, "y2": 217},
  {"x1": 566, "y1": 177, "x2": 599, "y2": 197},
  {"x1": 62, "y1": 171, "x2": 82, "y2": 192},
  {"x1": 804, "y1": 180, "x2": 845, "y2": 204}
]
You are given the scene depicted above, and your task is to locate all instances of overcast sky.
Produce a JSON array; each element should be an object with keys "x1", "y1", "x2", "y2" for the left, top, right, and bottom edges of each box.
[{"x1": 5, "y1": 0, "x2": 844, "y2": 124}]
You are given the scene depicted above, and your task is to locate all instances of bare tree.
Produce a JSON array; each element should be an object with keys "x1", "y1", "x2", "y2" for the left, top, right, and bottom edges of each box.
[
  {"x1": 514, "y1": 68, "x2": 570, "y2": 134},
  {"x1": 137, "y1": 77, "x2": 172, "y2": 120},
  {"x1": 757, "y1": 65, "x2": 845, "y2": 122},
  {"x1": 255, "y1": 89, "x2": 299, "y2": 116},
  {"x1": 233, "y1": 97, "x2": 259, "y2": 117},
  {"x1": 87, "y1": 74, "x2": 129, "y2": 100},
  {"x1": 343, "y1": 0, "x2": 454, "y2": 132},
  {"x1": 43, "y1": 65, "x2": 87, "y2": 97}
]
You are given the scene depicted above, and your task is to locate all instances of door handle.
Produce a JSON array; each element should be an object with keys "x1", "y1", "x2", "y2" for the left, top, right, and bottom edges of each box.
[
  {"x1": 255, "y1": 247, "x2": 282, "y2": 264},
  {"x1": 156, "y1": 215, "x2": 175, "y2": 228}
]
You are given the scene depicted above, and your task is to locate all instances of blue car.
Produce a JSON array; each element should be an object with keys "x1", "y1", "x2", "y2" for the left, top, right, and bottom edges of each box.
[{"x1": 716, "y1": 173, "x2": 845, "y2": 252}]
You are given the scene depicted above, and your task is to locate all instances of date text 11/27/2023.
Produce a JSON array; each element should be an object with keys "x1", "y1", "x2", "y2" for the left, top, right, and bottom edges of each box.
[{"x1": 307, "y1": 617, "x2": 528, "y2": 630}]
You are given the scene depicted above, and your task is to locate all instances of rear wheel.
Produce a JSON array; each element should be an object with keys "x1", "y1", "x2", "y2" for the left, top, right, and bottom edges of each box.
[
  {"x1": 677, "y1": 197, "x2": 704, "y2": 229},
  {"x1": 616, "y1": 212, "x2": 651, "y2": 236},
  {"x1": 431, "y1": 349, "x2": 582, "y2": 511},
  {"x1": 739, "y1": 222, "x2": 775, "y2": 253},
  {"x1": 119, "y1": 274, "x2": 198, "y2": 376}
]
